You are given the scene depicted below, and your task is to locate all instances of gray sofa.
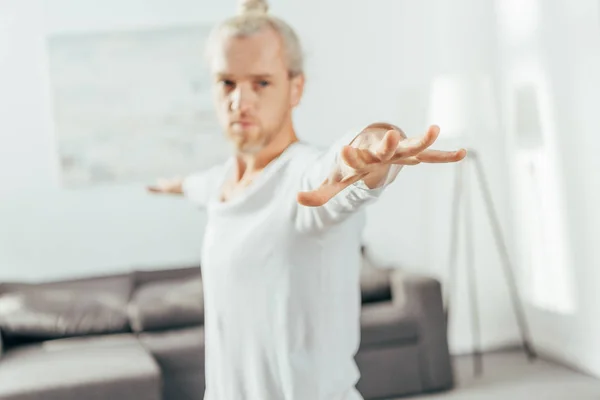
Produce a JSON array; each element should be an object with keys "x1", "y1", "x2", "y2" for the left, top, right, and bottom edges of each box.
[{"x1": 0, "y1": 259, "x2": 453, "y2": 400}]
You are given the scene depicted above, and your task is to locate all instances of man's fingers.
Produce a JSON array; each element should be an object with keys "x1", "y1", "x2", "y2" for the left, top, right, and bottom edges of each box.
[
  {"x1": 341, "y1": 129, "x2": 405, "y2": 172},
  {"x1": 341, "y1": 146, "x2": 378, "y2": 171},
  {"x1": 393, "y1": 125, "x2": 440, "y2": 158},
  {"x1": 416, "y1": 148, "x2": 467, "y2": 163},
  {"x1": 297, "y1": 174, "x2": 365, "y2": 207},
  {"x1": 391, "y1": 156, "x2": 421, "y2": 166},
  {"x1": 341, "y1": 146, "x2": 365, "y2": 170},
  {"x1": 147, "y1": 182, "x2": 169, "y2": 193},
  {"x1": 146, "y1": 177, "x2": 184, "y2": 194},
  {"x1": 342, "y1": 131, "x2": 402, "y2": 172},
  {"x1": 390, "y1": 149, "x2": 466, "y2": 165},
  {"x1": 375, "y1": 129, "x2": 402, "y2": 161}
]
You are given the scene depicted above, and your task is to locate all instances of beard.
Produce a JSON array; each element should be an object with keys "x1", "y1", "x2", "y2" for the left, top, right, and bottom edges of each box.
[{"x1": 227, "y1": 114, "x2": 287, "y2": 155}]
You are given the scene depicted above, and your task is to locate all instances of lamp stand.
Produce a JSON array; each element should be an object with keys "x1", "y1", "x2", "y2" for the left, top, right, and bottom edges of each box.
[{"x1": 444, "y1": 149, "x2": 537, "y2": 377}]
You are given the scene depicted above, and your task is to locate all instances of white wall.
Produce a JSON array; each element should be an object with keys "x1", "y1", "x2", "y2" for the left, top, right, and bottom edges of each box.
[
  {"x1": 0, "y1": 0, "x2": 522, "y2": 355},
  {"x1": 496, "y1": 0, "x2": 600, "y2": 378},
  {"x1": 0, "y1": 0, "x2": 219, "y2": 282},
  {"x1": 419, "y1": 0, "x2": 522, "y2": 354}
]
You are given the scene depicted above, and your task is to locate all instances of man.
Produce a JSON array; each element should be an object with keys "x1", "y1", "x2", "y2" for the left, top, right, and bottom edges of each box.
[{"x1": 149, "y1": 1, "x2": 466, "y2": 399}]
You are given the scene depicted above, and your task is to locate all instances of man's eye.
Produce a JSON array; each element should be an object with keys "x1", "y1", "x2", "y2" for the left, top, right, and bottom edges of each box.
[
  {"x1": 221, "y1": 80, "x2": 235, "y2": 88},
  {"x1": 257, "y1": 80, "x2": 270, "y2": 88}
]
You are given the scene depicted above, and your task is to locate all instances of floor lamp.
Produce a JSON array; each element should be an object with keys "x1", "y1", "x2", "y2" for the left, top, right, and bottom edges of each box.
[{"x1": 428, "y1": 73, "x2": 538, "y2": 377}]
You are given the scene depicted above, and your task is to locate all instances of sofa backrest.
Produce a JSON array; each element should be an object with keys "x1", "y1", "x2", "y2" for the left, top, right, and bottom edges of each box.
[
  {"x1": 0, "y1": 273, "x2": 135, "y2": 349},
  {"x1": 0, "y1": 267, "x2": 204, "y2": 351},
  {"x1": 133, "y1": 265, "x2": 201, "y2": 289}
]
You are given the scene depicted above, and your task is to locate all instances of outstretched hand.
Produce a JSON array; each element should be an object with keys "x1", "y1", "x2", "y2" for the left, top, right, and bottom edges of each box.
[
  {"x1": 297, "y1": 124, "x2": 466, "y2": 207},
  {"x1": 147, "y1": 177, "x2": 184, "y2": 195}
]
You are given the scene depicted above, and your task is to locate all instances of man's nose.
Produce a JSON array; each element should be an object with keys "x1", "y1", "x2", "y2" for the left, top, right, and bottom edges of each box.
[{"x1": 230, "y1": 85, "x2": 255, "y2": 113}]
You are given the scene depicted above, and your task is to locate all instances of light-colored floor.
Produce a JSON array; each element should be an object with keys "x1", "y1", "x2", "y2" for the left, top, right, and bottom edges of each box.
[{"x1": 403, "y1": 350, "x2": 600, "y2": 400}]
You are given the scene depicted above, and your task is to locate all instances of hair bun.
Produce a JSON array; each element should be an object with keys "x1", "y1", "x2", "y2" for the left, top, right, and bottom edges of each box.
[{"x1": 238, "y1": 0, "x2": 269, "y2": 15}]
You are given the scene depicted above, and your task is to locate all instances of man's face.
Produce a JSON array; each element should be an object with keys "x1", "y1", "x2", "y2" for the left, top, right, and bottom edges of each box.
[{"x1": 210, "y1": 28, "x2": 304, "y2": 154}]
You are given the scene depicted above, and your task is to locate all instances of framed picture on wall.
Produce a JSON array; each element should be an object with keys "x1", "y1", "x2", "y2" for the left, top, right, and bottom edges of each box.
[{"x1": 46, "y1": 24, "x2": 230, "y2": 187}]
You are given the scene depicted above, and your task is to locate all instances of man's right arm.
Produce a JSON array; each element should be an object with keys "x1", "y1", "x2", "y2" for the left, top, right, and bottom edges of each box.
[
  {"x1": 147, "y1": 177, "x2": 185, "y2": 195},
  {"x1": 147, "y1": 163, "x2": 227, "y2": 208}
]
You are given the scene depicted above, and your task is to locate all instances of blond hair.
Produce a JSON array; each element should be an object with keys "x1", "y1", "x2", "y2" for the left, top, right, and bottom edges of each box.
[{"x1": 205, "y1": 0, "x2": 305, "y2": 77}]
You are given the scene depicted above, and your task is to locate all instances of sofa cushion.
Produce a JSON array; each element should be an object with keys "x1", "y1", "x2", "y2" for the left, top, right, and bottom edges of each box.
[
  {"x1": 0, "y1": 276, "x2": 132, "y2": 342},
  {"x1": 360, "y1": 255, "x2": 392, "y2": 303},
  {"x1": 137, "y1": 326, "x2": 205, "y2": 372},
  {"x1": 133, "y1": 266, "x2": 201, "y2": 288},
  {"x1": 0, "y1": 334, "x2": 161, "y2": 400},
  {"x1": 360, "y1": 301, "x2": 419, "y2": 347},
  {"x1": 128, "y1": 277, "x2": 204, "y2": 333}
]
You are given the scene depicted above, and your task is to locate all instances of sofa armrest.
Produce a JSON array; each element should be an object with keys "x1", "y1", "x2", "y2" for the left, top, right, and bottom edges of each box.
[{"x1": 390, "y1": 270, "x2": 454, "y2": 391}]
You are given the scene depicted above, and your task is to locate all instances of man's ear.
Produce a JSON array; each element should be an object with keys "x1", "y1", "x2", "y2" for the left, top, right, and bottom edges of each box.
[{"x1": 290, "y1": 73, "x2": 305, "y2": 107}]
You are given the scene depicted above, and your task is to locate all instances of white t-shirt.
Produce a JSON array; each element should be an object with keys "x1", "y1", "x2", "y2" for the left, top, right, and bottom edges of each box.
[{"x1": 183, "y1": 134, "x2": 396, "y2": 400}]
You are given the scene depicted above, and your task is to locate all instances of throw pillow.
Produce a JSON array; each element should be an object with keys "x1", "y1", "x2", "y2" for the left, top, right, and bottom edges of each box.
[
  {"x1": 0, "y1": 288, "x2": 130, "y2": 340},
  {"x1": 128, "y1": 277, "x2": 204, "y2": 332}
]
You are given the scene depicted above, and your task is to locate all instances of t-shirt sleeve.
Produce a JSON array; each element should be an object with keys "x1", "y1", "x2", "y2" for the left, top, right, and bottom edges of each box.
[
  {"x1": 181, "y1": 163, "x2": 228, "y2": 208},
  {"x1": 294, "y1": 130, "x2": 402, "y2": 232}
]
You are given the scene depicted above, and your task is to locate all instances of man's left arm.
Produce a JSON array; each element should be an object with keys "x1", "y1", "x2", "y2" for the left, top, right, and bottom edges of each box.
[{"x1": 294, "y1": 123, "x2": 466, "y2": 232}]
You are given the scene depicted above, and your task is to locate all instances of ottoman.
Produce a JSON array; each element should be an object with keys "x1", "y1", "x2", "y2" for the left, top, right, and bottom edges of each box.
[{"x1": 0, "y1": 334, "x2": 161, "y2": 400}]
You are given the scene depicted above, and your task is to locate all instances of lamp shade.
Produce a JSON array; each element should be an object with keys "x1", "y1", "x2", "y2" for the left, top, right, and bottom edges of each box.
[{"x1": 427, "y1": 72, "x2": 499, "y2": 138}]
